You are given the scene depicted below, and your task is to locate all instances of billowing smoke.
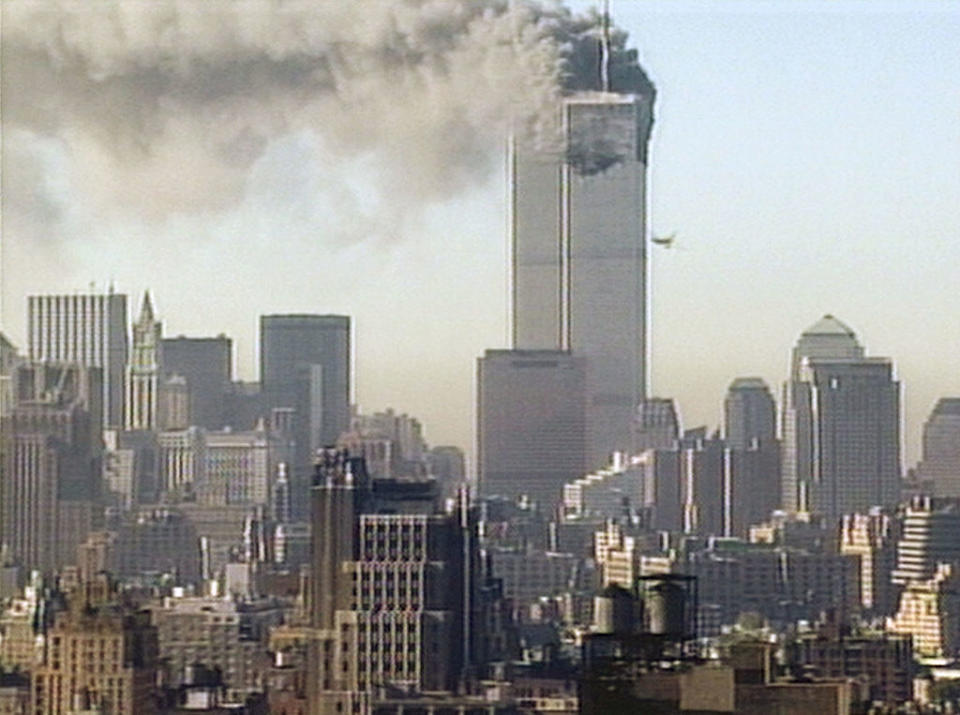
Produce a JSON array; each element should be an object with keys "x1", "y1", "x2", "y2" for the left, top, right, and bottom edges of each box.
[{"x1": 1, "y1": 0, "x2": 653, "y2": 234}]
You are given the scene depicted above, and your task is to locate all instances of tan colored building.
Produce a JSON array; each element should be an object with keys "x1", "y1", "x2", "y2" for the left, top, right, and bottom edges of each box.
[
  {"x1": 839, "y1": 508, "x2": 901, "y2": 616},
  {"x1": 31, "y1": 578, "x2": 159, "y2": 715},
  {"x1": 0, "y1": 597, "x2": 40, "y2": 674},
  {"x1": 888, "y1": 563, "x2": 960, "y2": 659},
  {"x1": 594, "y1": 521, "x2": 639, "y2": 589}
]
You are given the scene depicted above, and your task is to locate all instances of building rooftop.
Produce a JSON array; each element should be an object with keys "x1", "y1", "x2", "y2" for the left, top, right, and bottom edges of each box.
[{"x1": 802, "y1": 314, "x2": 857, "y2": 338}]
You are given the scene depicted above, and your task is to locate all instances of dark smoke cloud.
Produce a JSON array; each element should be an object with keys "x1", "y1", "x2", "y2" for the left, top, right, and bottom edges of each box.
[{"x1": 1, "y1": 1, "x2": 653, "y2": 233}]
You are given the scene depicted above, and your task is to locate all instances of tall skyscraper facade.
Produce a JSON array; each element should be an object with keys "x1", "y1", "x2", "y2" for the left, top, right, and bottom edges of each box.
[
  {"x1": 307, "y1": 452, "x2": 480, "y2": 713},
  {"x1": 161, "y1": 335, "x2": 232, "y2": 430},
  {"x1": 260, "y1": 315, "x2": 350, "y2": 518},
  {"x1": 477, "y1": 349, "x2": 586, "y2": 509},
  {"x1": 1, "y1": 362, "x2": 102, "y2": 572},
  {"x1": 511, "y1": 89, "x2": 654, "y2": 470},
  {"x1": 781, "y1": 316, "x2": 900, "y2": 525},
  {"x1": 260, "y1": 314, "x2": 350, "y2": 450},
  {"x1": 917, "y1": 398, "x2": 960, "y2": 497},
  {"x1": 126, "y1": 292, "x2": 162, "y2": 431},
  {"x1": 724, "y1": 378, "x2": 780, "y2": 534},
  {"x1": 28, "y1": 291, "x2": 128, "y2": 427}
]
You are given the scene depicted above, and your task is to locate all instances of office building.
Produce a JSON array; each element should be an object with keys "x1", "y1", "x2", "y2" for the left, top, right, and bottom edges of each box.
[
  {"x1": 201, "y1": 425, "x2": 272, "y2": 506},
  {"x1": 161, "y1": 335, "x2": 232, "y2": 430},
  {"x1": 260, "y1": 314, "x2": 350, "y2": 447},
  {"x1": 307, "y1": 452, "x2": 484, "y2": 713},
  {"x1": 635, "y1": 447, "x2": 682, "y2": 532},
  {"x1": 839, "y1": 508, "x2": 901, "y2": 616},
  {"x1": 918, "y1": 398, "x2": 960, "y2": 497},
  {"x1": 260, "y1": 315, "x2": 350, "y2": 520},
  {"x1": 787, "y1": 615, "x2": 913, "y2": 706},
  {"x1": 0, "y1": 363, "x2": 102, "y2": 573},
  {"x1": 680, "y1": 428, "x2": 726, "y2": 536},
  {"x1": 781, "y1": 316, "x2": 900, "y2": 525},
  {"x1": 0, "y1": 333, "x2": 19, "y2": 419},
  {"x1": 31, "y1": 575, "x2": 160, "y2": 714},
  {"x1": 150, "y1": 594, "x2": 282, "y2": 701},
  {"x1": 512, "y1": 84, "x2": 654, "y2": 471},
  {"x1": 888, "y1": 563, "x2": 960, "y2": 659},
  {"x1": 157, "y1": 426, "x2": 204, "y2": 497},
  {"x1": 633, "y1": 397, "x2": 679, "y2": 452},
  {"x1": 892, "y1": 496, "x2": 960, "y2": 585},
  {"x1": 725, "y1": 378, "x2": 776, "y2": 451},
  {"x1": 724, "y1": 380, "x2": 781, "y2": 534},
  {"x1": 28, "y1": 291, "x2": 128, "y2": 427},
  {"x1": 477, "y1": 349, "x2": 586, "y2": 509}
]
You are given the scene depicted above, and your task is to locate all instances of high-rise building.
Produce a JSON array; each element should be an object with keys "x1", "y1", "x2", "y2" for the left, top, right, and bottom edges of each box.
[
  {"x1": 511, "y1": 87, "x2": 654, "y2": 470},
  {"x1": 0, "y1": 363, "x2": 102, "y2": 573},
  {"x1": 917, "y1": 399, "x2": 960, "y2": 497},
  {"x1": 781, "y1": 316, "x2": 900, "y2": 525},
  {"x1": 28, "y1": 291, "x2": 128, "y2": 427},
  {"x1": 633, "y1": 398, "x2": 679, "y2": 452},
  {"x1": 0, "y1": 333, "x2": 19, "y2": 419},
  {"x1": 892, "y1": 496, "x2": 960, "y2": 586},
  {"x1": 724, "y1": 378, "x2": 780, "y2": 535},
  {"x1": 679, "y1": 428, "x2": 726, "y2": 536},
  {"x1": 126, "y1": 292, "x2": 162, "y2": 431},
  {"x1": 477, "y1": 349, "x2": 586, "y2": 509},
  {"x1": 307, "y1": 451, "x2": 483, "y2": 713},
  {"x1": 260, "y1": 314, "x2": 350, "y2": 518},
  {"x1": 840, "y1": 508, "x2": 901, "y2": 616},
  {"x1": 724, "y1": 378, "x2": 776, "y2": 451},
  {"x1": 161, "y1": 335, "x2": 232, "y2": 430},
  {"x1": 32, "y1": 575, "x2": 160, "y2": 714}
]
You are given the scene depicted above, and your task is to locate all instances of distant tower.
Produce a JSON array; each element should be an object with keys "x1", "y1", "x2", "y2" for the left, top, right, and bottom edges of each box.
[
  {"x1": 261, "y1": 315, "x2": 350, "y2": 445},
  {"x1": 781, "y1": 316, "x2": 900, "y2": 525},
  {"x1": 0, "y1": 363, "x2": 102, "y2": 572},
  {"x1": 724, "y1": 378, "x2": 780, "y2": 534},
  {"x1": 28, "y1": 291, "x2": 128, "y2": 427},
  {"x1": 126, "y1": 292, "x2": 162, "y2": 431},
  {"x1": 477, "y1": 349, "x2": 587, "y2": 509},
  {"x1": 917, "y1": 399, "x2": 960, "y2": 497},
  {"x1": 633, "y1": 398, "x2": 680, "y2": 452},
  {"x1": 512, "y1": 91, "x2": 654, "y2": 469}
]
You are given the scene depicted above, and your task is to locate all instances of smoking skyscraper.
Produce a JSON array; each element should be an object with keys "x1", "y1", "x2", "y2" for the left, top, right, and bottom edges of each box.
[{"x1": 511, "y1": 88, "x2": 654, "y2": 469}]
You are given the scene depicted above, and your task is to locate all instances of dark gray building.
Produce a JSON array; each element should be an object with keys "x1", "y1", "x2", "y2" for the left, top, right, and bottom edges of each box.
[
  {"x1": 918, "y1": 398, "x2": 960, "y2": 498},
  {"x1": 260, "y1": 315, "x2": 350, "y2": 517},
  {"x1": 725, "y1": 378, "x2": 780, "y2": 534},
  {"x1": 161, "y1": 335, "x2": 232, "y2": 429},
  {"x1": 477, "y1": 349, "x2": 586, "y2": 510},
  {"x1": 308, "y1": 451, "x2": 482, "y2": 713},
  {"x1": 724, "y1": 377, "x2": 776, "y2": 451}
]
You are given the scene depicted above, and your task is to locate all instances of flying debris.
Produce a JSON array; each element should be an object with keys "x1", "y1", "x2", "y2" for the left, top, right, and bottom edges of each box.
[{"x1": 651, "y1": 233, "x2": 676, "y2": 248}]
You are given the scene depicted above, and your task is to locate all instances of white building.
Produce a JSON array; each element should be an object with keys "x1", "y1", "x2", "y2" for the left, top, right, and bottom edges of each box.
[{"x1": 28, "y1": 291, "x2": 128, "y2": 427}]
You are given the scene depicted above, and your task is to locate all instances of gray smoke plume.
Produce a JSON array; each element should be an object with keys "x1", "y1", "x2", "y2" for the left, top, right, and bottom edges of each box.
[{"x1": 1, "y1": 1, "x2": 653, "y2": 231}]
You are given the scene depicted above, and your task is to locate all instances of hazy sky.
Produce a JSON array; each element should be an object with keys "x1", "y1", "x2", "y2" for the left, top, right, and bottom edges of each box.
[{"x1": 2, "y1": 1, "x2": 959, "y2": 469}]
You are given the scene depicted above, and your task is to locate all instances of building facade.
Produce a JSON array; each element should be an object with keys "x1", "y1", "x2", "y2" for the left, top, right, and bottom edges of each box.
[
  {"x1": 781, "y1": 316, "x2": 900, "y2": 525},
  {"x1": 28, "y1": 291, "x2": 128, "y2": 427},
  {"x1": 0, "y1": 363, "x2": 102, "y2": 573},
  {"x1": 477, "y1": 349, "x2": 586, "y2": 509},
  {"x1": 512, "y1": 91, "x2": 654, "y2": 471}
]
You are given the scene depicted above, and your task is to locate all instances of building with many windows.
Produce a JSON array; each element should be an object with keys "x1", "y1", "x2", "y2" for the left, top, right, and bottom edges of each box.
[
  {"x1": 28, "y1": 291, "x2": 128, "y2": 427},
  {"x1": 781, "y1": 316, "x2": 900, "y2": 525}
]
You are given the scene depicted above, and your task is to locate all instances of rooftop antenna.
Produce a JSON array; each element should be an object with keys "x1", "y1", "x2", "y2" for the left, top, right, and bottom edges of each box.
[{"x1": 600, "y1": 0, "x2": 611, "y2": 92}]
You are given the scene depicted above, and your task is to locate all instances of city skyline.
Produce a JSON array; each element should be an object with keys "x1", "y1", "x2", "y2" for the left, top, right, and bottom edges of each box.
[{"x1": 2, "y1": 2, "x2": 959, "y2": 467}]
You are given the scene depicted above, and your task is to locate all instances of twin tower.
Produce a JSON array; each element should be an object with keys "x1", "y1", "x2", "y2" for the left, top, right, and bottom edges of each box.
[{"x1": 479, "y1": 87, "x2": 655, "y2": 507}]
